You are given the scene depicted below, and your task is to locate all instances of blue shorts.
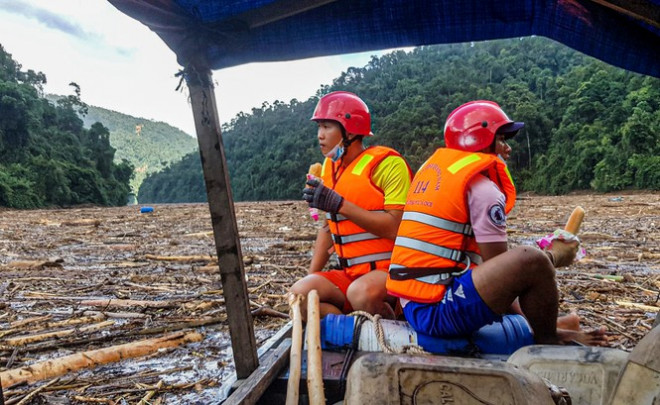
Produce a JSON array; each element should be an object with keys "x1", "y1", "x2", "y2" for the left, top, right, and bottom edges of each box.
[{"x1": 402, "y1": 270, "x2": 502, "y2": 338}]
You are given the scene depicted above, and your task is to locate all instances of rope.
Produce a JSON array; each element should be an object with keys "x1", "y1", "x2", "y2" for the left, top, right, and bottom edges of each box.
[{"x1": 348, "y1": 310, "x2": 428, "y2": 355}]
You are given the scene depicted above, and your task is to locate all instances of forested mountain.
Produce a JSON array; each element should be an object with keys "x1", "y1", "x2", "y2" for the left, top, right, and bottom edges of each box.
[
  {"x1": 0, "y1": 44, "x2": 132, "y2": 208},
  {"x1": 80, "y1": 105, "x2": 198, "y2": 193},
  {"x1": 136, "y1": 37, "x2": 660, "y2": 203}
]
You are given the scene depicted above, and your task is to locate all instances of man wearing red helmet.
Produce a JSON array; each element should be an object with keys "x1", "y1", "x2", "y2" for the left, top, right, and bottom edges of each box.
[
  {"x1": 387, "y1": 100, "x2": 606, "y2": 345},
  {"x1": 291, "y1": 91, "x2": 412, "y2": 320}
]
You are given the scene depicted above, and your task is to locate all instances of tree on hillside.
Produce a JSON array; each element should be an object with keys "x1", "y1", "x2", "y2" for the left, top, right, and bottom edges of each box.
[
  {"x1": 138, "y1": 38, "x2": 660, "y2": 203},
  {"x1": 0, "y1": 44, "x2": 133, "y2": 208}
]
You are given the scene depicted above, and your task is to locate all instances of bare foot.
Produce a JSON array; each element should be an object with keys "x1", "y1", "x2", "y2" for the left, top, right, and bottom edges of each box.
[
  {"x1": 557, "y1": 326, "x2": 609, "y2": 346},
  {"x1": 557, "y1": 312, "x2": 580, "y2": 331}
]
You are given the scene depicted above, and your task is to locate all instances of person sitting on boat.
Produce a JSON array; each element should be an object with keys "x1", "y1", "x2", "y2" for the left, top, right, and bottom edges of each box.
[
  {"x1": 386, "y1": 100, "x2": 607, "y2": 346},
  {"x1": 291, "y1": 91, "x2": 412, "y2": 320}
]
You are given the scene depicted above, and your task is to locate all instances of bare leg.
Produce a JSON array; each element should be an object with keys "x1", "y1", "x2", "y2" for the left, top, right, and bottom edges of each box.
[
  {"x1": 290, "y1": 274, "x2": 345, "y2": 321},
  {"x1": 346, "y1": 271, "x2": 394, "y2": 319},
  {"x1": 472, "y1": 246, "x2": 560, "y2": 344}
]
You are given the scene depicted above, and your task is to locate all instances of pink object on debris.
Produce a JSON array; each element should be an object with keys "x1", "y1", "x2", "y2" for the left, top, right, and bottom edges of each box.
[{"x1": 536, "y1": 229, "x2": 586, "y2": 261}]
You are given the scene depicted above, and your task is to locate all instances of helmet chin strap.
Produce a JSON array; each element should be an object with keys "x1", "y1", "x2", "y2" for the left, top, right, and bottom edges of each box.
[
  {"x1": 326, "y1": 129, "x2": 363, "y2": 162},
  {"x1": 325, "y1": 141, "x2": 345, "y2": 162},
  {"x1": 334, "y1": 129, "x2": 355, "y2": 162}
]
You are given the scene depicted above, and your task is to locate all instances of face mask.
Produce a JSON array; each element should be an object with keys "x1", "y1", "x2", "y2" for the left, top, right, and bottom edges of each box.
[{"x1": 324, "y1": 140, "x2": 345, "y2": 162}]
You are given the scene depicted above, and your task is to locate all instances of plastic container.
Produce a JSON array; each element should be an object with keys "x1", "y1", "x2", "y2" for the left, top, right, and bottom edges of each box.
[
  {"x1": 609, "y1": 325, "x2": 660, "y2": 405},
  {"x1": 140, "y1": 206, "x2": 154, "y2": 213},
  {"x1": 344, "y1": 353, "x2": 555, "y2": 405},
  {"x1": 320, "y1": 313, "x2": 534, "y2": 355},
  {"x1": 508, "y1": 345, "x2": 628, "y2": 405}
]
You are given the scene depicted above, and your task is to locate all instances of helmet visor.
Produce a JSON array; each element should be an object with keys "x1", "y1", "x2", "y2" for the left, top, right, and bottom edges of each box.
[{"x1": 497, "y1": 121, "x2": 524, "y2": 139}]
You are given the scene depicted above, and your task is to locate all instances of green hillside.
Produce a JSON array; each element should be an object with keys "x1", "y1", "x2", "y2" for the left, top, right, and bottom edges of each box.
[
  {"x1": 138, "y1": 37, "x2": 660, "y2": 203},
  {"x1": 78, "y1": 104, "x2": 198, "y2": 194}
]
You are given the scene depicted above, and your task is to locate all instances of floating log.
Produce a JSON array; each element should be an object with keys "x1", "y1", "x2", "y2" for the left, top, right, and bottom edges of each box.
[
  {"x1": 5, "y1": 260, "x2": 62, "y2": 270},
  {"x1": 0, "y1": 331, "x2": 203, "y2": 388},
  {"x1": 60, "y1": 219, "x2": 101, "y2": 227}
]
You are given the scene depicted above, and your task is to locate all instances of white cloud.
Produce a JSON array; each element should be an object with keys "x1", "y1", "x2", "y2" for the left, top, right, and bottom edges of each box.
[{"x1": 0, "y1": 0, "x2": 385, "y2": 136}]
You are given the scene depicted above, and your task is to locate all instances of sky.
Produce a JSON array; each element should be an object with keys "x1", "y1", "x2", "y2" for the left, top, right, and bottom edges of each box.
[{"x1": 0, "y1": 0, "x2": 391, "y2": 136}]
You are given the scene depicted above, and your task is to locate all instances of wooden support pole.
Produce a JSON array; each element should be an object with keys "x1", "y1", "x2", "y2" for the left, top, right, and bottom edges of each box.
[
  {"x1": 186, "y1": 65, "x2": 258, "y2": 378},
  {"x1": 306, "y1": 290, "x2": 325, "y2": 405},
  {"x1": 286, "y1": 295, "x2": 303, "y2": 405}
]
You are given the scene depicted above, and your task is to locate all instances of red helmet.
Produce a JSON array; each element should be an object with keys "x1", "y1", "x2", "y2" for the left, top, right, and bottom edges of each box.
[
  {"x1": 444, "y1": 100, "x2": 524, "y2": 152},
  {"x1": 311, "y1": 91, "x2": 372, "y2": 136}
]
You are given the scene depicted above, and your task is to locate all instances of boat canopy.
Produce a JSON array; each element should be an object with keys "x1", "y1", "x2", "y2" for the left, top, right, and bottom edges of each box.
[{"x1": 109, "y1": 0, "x2": 660, "y2": 77}]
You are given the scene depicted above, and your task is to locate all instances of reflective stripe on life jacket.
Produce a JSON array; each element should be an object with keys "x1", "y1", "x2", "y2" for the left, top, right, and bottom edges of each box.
[
  {"x1": 322, "y1": 146, "x2": 411, "y2": 278},
  {"x1": 386, "y1": 148, "x2": 516, "y2": 303}
]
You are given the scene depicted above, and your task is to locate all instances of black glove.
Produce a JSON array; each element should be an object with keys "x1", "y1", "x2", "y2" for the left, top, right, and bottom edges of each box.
[{"x1": 302, "y1": 179, "x2": 344, "y2": 214}]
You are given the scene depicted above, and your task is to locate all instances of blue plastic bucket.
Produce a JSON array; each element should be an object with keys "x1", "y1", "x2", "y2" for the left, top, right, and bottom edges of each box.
[{"x1": 320, "y1": 314, "x2": 534, "y2": 355}]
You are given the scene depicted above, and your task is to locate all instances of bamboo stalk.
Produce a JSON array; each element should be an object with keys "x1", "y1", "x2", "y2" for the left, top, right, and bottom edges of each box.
[
  {"x1": 72, "y1": 396, "x2": 115, "y2": 404},
  {"x1": 251, "y1": 307, "x2": 289, "y2": 319},
  {"x1": 10, "y1": 315, "x2": 53, "y2": 328},
  {"x1": 137, "y1": 379, "x2": 163, "y2": 405},
  {"x1": 0, "y1": 331, "x2": 203, "y2": 388},
  {"x1": 591, "y1": 274, "x2": 624, "y2": 282},
  {"x1": 83, "y1": 311, "x2": 149, "y2": 319},
  {"x1": 15, "y1": 377, "x2": 60, "y2": 405},
  {"x1": 80, "y1": 299, "x2": 177, "y2": 308},
  {"x1": 5, "y1": 320, "x2": 115, "y2": 346},
  {"x1": 30, "y1": 315, "x2": 107, "y2": 331},
  {"x1": 286, "y1": 294, "x2": 303, "y2": 405},
  {"x1": 144, "y1": 254, "x2": 214, "y2": 262},
  {"x1": 615, "y1": 301, "x2": 659, "y2": 312},
  {"x1": 123, "y1": 282, "x2": 176, "y2": 292},
  {"x1": 306, "y1": 290, "x2": 325, "y2": 405}
]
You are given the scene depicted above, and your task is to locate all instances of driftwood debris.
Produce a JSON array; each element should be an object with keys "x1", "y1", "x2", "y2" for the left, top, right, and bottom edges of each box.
[
  {"x1": 0, "y1": 195, "x2": 656, "y2": 402},
  {"x1": 5, "y1": 260, "x2": 62, "y2": 270},
  {"x1": 60, "y1": 219, "x2": 101, "y2": 227}
]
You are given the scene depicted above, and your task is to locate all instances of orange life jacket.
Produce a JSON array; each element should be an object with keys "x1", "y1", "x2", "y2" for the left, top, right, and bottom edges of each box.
[
  {"x1": 321, "y1": 146, "x2": 410, "y2": 278},
  {"x1": 386, "y1": 148, "x2": 516, "y2": 303}
]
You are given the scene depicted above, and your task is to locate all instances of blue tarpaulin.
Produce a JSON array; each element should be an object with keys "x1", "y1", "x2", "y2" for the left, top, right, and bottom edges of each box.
[{"x1": 109, "y1": 0, "x2": 660, "y2": 77}]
